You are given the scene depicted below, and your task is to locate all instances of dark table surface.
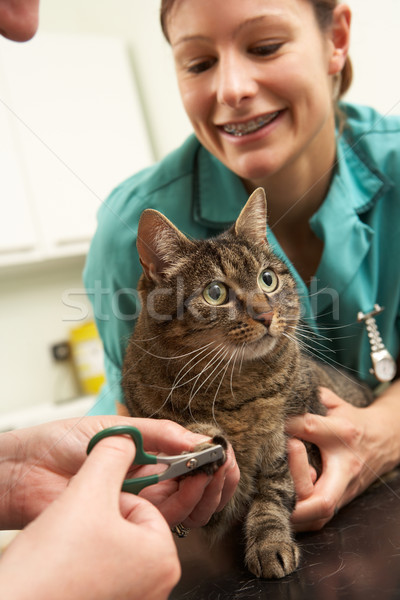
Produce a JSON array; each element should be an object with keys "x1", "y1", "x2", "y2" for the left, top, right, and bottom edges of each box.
[{"x1": 171, "y1": 469, "x2": 400, "y2": 600}]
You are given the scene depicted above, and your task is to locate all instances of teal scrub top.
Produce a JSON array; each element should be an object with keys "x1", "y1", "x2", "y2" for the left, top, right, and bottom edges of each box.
[{"x1": 83, "y1": 103, "x2": 400, "y2": 415}]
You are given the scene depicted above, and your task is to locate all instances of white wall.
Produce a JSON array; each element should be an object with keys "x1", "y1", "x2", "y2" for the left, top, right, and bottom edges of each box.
[
  {"x1": 345, "y1": 0, "x2": 400, "y2": 115},
  {"x1": 1, "y1": 0, "x2": 398, "y2": 415},
  {"x1": 39, "y1": 0, "x2": 192, "y2": 160}
]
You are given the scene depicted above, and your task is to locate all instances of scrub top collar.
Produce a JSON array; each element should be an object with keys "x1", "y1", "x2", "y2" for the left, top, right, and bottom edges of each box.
[
  {"x1": 192, "y1": 133, "x2": 391, "y2": 317},
  {"x1": 306, "y1": 133, "x2": 391, "y2": 315},
  {"x1": 193, "y1": 147, "x2": 249, "y2": 228}
]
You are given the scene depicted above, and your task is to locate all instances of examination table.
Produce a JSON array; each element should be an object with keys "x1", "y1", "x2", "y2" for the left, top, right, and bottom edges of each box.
[{"x1": 171, "y1": 468, "x2": 400, "y2": 600}]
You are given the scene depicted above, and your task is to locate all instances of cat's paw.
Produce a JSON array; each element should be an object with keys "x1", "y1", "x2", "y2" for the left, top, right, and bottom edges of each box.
[
  {"x1": 245, "y1": 539, "x2": 300, "y2": 579},
  {"x1": 190, "y1": 435, "x2": 228, "y2": 475}
]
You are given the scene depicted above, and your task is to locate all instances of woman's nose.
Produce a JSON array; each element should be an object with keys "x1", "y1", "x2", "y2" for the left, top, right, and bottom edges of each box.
[{"x1": 216, "y1": 54, "x2": 258, "y2": 107}]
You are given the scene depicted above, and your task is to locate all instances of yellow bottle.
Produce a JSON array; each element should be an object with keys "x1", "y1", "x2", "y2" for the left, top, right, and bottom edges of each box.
[{"x1": 69, "y1": 321, "x2": 105, "y2": 395}]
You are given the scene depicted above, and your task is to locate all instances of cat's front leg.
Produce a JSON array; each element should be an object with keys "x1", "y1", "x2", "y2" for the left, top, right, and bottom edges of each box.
[{"x1": 244, "y1": 459, "x2": 300, "y2": 579}]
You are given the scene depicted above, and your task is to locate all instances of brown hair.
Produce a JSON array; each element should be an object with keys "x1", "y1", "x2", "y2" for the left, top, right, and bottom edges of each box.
[{"x1": 159, "y1": 0, "x2": 352, "y2": 97}]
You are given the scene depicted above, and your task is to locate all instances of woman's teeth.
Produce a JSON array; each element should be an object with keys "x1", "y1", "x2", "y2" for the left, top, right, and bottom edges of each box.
[{"x1": 223, "y1": 112, "x2": 279, "y2": 136}]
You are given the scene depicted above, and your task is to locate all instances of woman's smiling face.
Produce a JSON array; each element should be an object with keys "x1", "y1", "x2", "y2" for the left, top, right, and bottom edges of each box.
[{"x1": 168, "y1": 0, "x2": 345, "y2": 187}]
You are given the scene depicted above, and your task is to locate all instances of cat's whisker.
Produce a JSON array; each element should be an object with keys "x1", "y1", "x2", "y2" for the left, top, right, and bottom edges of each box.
[
  {"x1": 187, "y1": 348, "x2": 230, "y2": 407},
  {"x1": 187, "y1": 348, "x2": 229, "y2": 401},
  {"x1": 284, "y1": 326, "x2": 333, "y2": 352},
  {"x1": 130, "y1": 333, "x2": 162, "y2": 343},
  {"x1": 282, "y1": 331, "x2": 330, "y2": 356},
  {"x1": 185, "y1": 349, "x2": 231, "y2": 422},
  {"x1": 202, "y1": 348, "x2": 238, "y2": 396},
  {"x1": 168, "y1": 344, "x2": 225, "y2": 400},
  {"x1": 120, "y1": 336, "x2": 170, "y2": 388},
  {"x1": 291, "y1": 329, "x2": 336, "y2": 354},
  {"x1": 294, "y1": 325, "x2": 355, "y2": 342},
  {"x1": 131, "y1": 338, "x2": 216, "y2": 362},
  {"x1": 169, "y1": 346, "x2": 227, "y2": 414},
  {"x1": 147, "y1": 344, "x2": 224, "y2": 417},
  {"x1": 211, "y1": 357, "x2": 234, "y2": 427},
  {"x1": 238, "y1": 342, "x2": 247, "y2": 374},
  {"x1": 282, "y1": 332, "x2": 364, "y2": 380},
  {"x1": 291, "y1": 329, "x2": 333, "y2": 345},
  {"x1": 171, "y1": 343, "x2": 223, "y2": 387},
  {"x1": 298, "y1": 287, "x2": 327, "y2": 300},
  {"x1": 229, "y1": 347, "x2": 241, "y2": 399},
  {"x1": 299, "y1": 310, "x2": 358, "y2": 325},
  {"x1": 290, "y1": 324, "x2": 333, "y2": 343}
]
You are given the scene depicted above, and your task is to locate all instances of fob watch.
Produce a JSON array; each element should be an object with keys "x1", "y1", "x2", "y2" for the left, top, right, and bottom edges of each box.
[{"x1": 357, "y1": 304, "x2": 397, "y2": 383}]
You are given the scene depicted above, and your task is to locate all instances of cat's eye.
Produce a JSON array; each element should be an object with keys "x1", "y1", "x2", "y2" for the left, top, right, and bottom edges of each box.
[
  {"x1": 258, "y1": 269, "x2": 279, "y2": 293},
  {"x1": 203, "y1": 281, "x2": 228, "y2": 306}
]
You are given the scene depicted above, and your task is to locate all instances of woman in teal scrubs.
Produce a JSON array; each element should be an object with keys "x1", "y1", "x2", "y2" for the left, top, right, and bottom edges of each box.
[{"x1": 84, "y1": 0, "x2": 400, "y2": 531}]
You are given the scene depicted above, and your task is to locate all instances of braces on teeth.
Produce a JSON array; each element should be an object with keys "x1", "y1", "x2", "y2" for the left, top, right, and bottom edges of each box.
[{"x1": 223, "y1": 112, "x2": 279, "y2": 136}]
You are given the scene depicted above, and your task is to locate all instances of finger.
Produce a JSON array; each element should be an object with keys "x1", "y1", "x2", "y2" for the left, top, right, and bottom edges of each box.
[
  {"x1": 180, "y1": 474, "x2": 222, "y2": 528},
  {"x1": 285, "y1": 413, "x2": 325, "y2": 440},
  {"x1": 290, "y1": 464, "x2": 346, "y2": 529},
  {"x1": 182, "y1": 470, "x2": 226, "y2": 528},
  {"x1": 291, "y1": 514, "x2": 330, "y2": 533},
  {"x1": 145, "y1": 472, "x2": 212, "y2": 527},
  {"x1": 217, "y1": 449, "x2": 240, "y2": 511},
  {"x1": 69, "y1": 435, "x2": 136, "y2": 503},
  {"x1": 286, "y1": 413, "x2": 347, "y2": 448},
  {"x1": 130, "y1": 418, "x2": 211, "y2": 455},
  {"x1": 182, "y1": 442, "x2": 239, "y2": 524},
  {"x1": 287, "y1": 438, "x2": 314, "y2": 500},
  {"x1": 318, "y1": 387, "x2": 344, "y2": 410}
]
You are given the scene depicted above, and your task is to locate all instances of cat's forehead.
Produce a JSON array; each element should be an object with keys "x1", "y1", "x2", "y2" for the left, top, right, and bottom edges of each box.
[{"x1": 187, "y1": 237, "x2": 285, "y2": 281}]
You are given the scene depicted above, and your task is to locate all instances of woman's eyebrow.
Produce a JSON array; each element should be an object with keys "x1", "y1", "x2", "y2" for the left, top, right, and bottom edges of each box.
[
  {"x1": 173, "y1": 34, "x2": 210, "y2": 47},
  {"x1": 173, "y1": 13, "x2": 283, "y2": 47}
]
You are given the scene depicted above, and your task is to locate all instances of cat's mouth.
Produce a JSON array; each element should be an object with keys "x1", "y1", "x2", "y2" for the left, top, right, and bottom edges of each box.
[
  {"x1": 238, "y1": 331, "x2": 278, "y2": 361},
  {"x1": 220, "y1": 112, "x2": 281, "y2": 137}
]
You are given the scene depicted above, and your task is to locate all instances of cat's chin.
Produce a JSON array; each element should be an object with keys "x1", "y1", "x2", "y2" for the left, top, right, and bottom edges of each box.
[{"x1": 240, "y1": 336, "x2": 278, "y2": 361}]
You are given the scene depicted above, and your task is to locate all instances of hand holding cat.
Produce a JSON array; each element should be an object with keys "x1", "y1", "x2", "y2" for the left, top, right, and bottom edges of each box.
[
  {"x1": 286, "y1": 385, "x2": 400, "y2": 531},
  {"x1": 0, "y1": 433, "x2": 180, "y2": 600},
  {"x1": 0, "y1": 415, "x2": 239, "y2": 531}
]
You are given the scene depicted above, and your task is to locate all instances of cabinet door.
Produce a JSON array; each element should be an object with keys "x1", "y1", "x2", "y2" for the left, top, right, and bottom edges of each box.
[
  {"x1": 0, "y1": 33, "x2": 153, "y2": 259},
  {"x1": 0, "y1": 63, "x2": 37, "y2": 258}
]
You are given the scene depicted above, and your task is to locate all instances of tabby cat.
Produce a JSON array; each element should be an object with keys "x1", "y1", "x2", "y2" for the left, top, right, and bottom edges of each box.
[{"x1": 122, "y1": 187, "x2": 372, "y2": 579}]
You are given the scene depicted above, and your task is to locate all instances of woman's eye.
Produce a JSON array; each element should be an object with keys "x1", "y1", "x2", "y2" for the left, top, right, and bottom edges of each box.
[
  {"x1": 203, "y1": 281, "x2": 228, "y2": 305},
  {"x1": 250, "y1": 43, "x2": 283, "y2": 57},
  {"x1": 188, "y1": 58, "x2": 215, "y2": 74},
  {"x1": 258, "y1": 269, "x2": 279, "y2": 293}
]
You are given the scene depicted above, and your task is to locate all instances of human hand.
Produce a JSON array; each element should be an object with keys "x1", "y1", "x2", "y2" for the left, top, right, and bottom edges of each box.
[
  {"x1": 0, "y1": 435, "x2": 180, "y2": 600},
  {"x1": 1, "y1": 415, "x2": 239, "y2": 530},
  {"x1": 286, "y1": 387, "x2": 399, "y2": 531}
]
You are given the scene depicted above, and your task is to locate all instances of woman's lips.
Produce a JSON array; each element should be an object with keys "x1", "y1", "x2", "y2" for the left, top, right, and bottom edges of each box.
[{"x1": 219, "y1": 111, "x2": 281, "y2": 137}]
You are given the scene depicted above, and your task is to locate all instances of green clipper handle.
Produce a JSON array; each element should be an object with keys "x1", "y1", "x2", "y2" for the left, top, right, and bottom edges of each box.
[{"x1": 86, "y1": 425, "x2": 159, "y2": 494}]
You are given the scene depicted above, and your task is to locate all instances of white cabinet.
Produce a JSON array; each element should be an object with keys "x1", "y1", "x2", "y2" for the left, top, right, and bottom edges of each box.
[
  {"x1": 0, "y1": 102, "x2": 37, "y2": 255},
  {"x1": 0, "y1": 32, "x2": 153, "y2": 266}
]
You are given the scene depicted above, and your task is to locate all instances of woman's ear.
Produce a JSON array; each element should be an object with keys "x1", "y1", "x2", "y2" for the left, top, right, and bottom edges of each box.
[{"x1": 328, "y1": 4, "x2": 351, "y2": 75}]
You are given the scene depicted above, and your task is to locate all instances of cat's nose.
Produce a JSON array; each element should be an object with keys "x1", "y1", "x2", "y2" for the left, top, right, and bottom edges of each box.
[{"x1": 254, "y1": 311, "x2": 274, "y2": 328}]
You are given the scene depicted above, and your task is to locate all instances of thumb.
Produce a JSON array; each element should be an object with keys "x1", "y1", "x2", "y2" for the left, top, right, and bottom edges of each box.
[
  {"x1": 120, "y1": 492, "x2": 172, "y2": 535},
  {"x1": 69, "y1": 434, "x2": 136, "y2": 503}
]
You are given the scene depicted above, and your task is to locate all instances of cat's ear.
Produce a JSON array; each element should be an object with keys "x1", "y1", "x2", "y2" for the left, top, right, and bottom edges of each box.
[
  {"x1": 234, "y1": 187, "x2": 268, "y2": 244},
  {"x1": 137, "y1": 209, "x2": 194, "y2": 282}
]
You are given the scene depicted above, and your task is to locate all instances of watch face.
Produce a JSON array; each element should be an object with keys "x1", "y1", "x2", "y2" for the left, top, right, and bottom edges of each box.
[{"x1": 375, "y1": 357, "x2": 397, "y2": 382}]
